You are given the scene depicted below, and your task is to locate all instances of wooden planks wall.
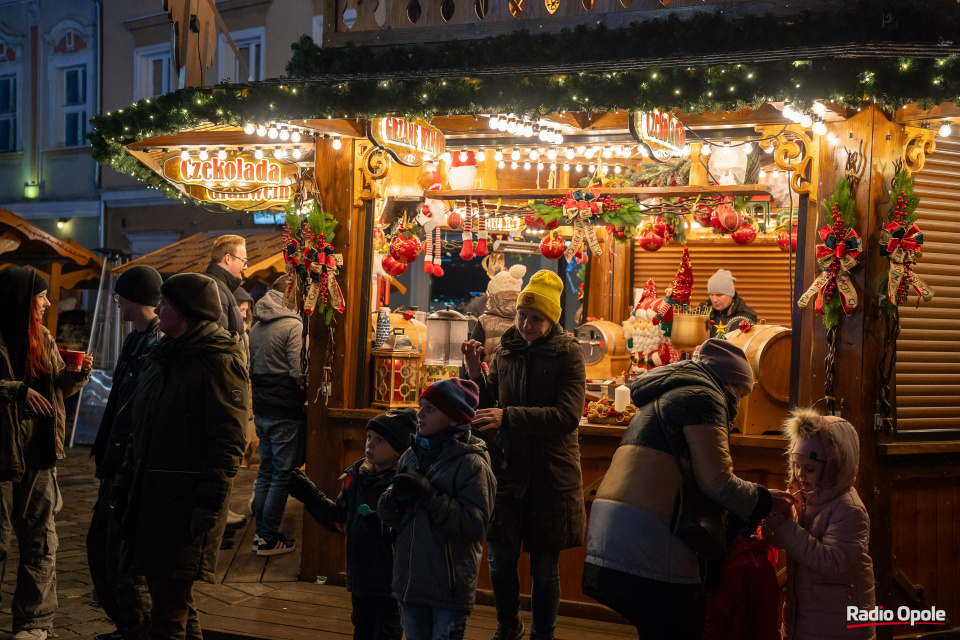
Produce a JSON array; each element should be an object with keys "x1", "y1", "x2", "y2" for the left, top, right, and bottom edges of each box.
[
  {"x1": 632, "y1": 236, "x2": 795, "y2": 328},
  {"x1": 896, "y1": 139, "x2": 960, "y2": 430}
]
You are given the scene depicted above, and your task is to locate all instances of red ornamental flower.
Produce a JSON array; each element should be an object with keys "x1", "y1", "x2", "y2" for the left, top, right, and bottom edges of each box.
[
  {"x1": 381, "y1": 254, "x2": 408, "y2": 276},
  {"x1": 638, "y1": 230, "x2": 666, "y2": 252},
  {"x1": 738, "y1": 319, "x2": 752, "y2": 332},
  {"x1": 731, "y1": 222, "x2": 758, "y2": 245},
  {"x1": 389, "y1": 233, "x2": 422, "y2": 264}
]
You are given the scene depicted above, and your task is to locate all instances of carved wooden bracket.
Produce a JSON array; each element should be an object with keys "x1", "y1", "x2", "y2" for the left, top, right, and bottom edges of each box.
[
  {"x1": 902, "y1": 126, "x2": 937, "y2": 175},
  {"x1": 354, "y1": 142, "x2": 391, "y2": 207},
  {"x1": 755, "y1": 124, "x2": 818, "y2": 200}
]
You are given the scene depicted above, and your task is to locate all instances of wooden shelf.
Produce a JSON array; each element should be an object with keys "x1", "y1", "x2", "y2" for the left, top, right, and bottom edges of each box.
[{"x1": 431, "y1": 185, "x2": 772, "y2": 200}]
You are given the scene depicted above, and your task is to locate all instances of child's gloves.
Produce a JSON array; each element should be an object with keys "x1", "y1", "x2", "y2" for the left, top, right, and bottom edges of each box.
[
  {"x1": 288, "y1": 468, "x2": 325, "y2": 505},
  {"x1": 392, "y1": 472, "x2": 434, "y2": 504}
]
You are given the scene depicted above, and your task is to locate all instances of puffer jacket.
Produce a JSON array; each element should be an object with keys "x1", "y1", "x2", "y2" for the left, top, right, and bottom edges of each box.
[
  {"x1": 304, "y1": 457, "x2": 398, "y2": 597},
  {"x1": 585, "y1": 361, "x2": 771, "y2": 584},
  {"x1": 377, "y1": 435, "x2": 496, "y2": 612},
  {"x1": 91, "y1": 317, "x2": 162, "y2": 479},
  {"x1": 249, "y1": 290, "x2": 305, "y2": 419},
  {"x1": 707, "y1": 294, "x2": 757, "y2": 336},
  {"x1": 763, "y1": 412, "x2": 876, "y2": 640},
  {"x1": 477, "y1": 323, "x2": 586, "y2": 551},
  {"x1": 118, "y1": 320, "x2": 248, "y2": 583},
  {"x1": 1, "y1": 328, "x2": 90, "y2": 482}
]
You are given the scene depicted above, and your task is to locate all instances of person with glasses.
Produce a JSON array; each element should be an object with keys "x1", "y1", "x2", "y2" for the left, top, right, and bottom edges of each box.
[{"x1": 88, "y1": 265, "x2": 162, "y2": 640}]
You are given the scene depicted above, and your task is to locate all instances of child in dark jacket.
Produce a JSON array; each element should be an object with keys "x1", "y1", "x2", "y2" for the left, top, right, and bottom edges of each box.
[
  {"x1": 377, "y1": 378, "x2": 497, "y2": 640},
  {"x1": 286, "y1": 408, "x2": 417, "y2": 640}
]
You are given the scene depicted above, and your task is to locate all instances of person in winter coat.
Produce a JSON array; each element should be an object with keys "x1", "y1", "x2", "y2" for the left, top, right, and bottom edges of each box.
[
  {"x1": 762, "y1": 408, "x2": 876, "y2": 640},
  {"x1": 0, "y1": 266, "x2": 92, "y2": 640},
  {"x1": 468, "y1": 264, "x2": 527, "y2": 367},
  {"x1": 87, "y1": 265, "x2": 163, "y2": 640},
  {"x1": 204, "y1": 234, "x2": 248, "y2": 341},
  {"x1": 286, "y1": 408, "x2": 417, "y2": 640},
  {"x1": 461, "y1": 269, "x2": 586, "y2": 640},
  {"x1": 377, "y1": 379, "x2": 496, "y2": 640},
  {"x1": 249, "y1": 277, "x2": 306, "y2": 555},
  {"x1": 111, "y1": 273, "x2": 248, "y2": 640},
  {"x1": 702, "y1": 515, "x2": 780, "y2": 640},
  {"x1": 583, "y1": 339, "x2": 792, "y2": 640},
  {"x1": 704, "y1": 269, "x2": 757, "y2": 336}
]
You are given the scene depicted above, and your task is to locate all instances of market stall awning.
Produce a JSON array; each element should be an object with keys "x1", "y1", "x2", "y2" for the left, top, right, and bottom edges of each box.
[{"x1": 113, "y1": 229, "x2": 285, "y2": 285}]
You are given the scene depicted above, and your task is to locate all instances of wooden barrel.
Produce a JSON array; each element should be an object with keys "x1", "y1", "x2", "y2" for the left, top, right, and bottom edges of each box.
[{"x1": 726, "y1": 323, "x2": 791, "y2": 402}]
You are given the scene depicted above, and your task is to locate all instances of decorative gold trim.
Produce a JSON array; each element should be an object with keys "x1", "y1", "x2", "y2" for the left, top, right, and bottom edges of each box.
[
  {"x1": 902, "y1": 126, "x2": 937, "y2": 175},
  {"x1": 756, "y1": 124, "x2": 818, "y2": 199},
  {"x1": 354, "y1": 142, "x2": 391, "y2": 206}
]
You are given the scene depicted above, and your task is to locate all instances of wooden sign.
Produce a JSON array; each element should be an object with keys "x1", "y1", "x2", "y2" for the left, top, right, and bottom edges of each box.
[
  {"x1": 369, "y1": 117, "x2": 445, "y2": 167},
  {"x1": 162, "y1": 151, "x2": 297, "y2": 210},
  {"x1": 630, "y1": 110, "x2": 686, "y2": 157}
]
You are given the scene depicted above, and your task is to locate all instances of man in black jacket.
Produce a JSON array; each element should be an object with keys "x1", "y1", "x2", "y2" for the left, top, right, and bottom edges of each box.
[
  {"x1": 705, "y1": 269, "x2": 757, "y2": 337},
  {"x1": 87, "y1": 265, "x2": 162, "y2": 640}
]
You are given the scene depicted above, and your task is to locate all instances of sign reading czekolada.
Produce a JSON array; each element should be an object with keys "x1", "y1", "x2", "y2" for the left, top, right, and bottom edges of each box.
[
  {"x1": 630, "y1": 110, "x2": 686, "y2": 156},
  {"x1": 162, "y1": 152, "x2": 296, "y2": 210},
  {"x1": 369, "y1": 117, "x2": 445, "y2": 167}
]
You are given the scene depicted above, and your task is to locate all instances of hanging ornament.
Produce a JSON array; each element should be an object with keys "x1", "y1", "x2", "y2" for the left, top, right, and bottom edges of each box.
[
  {"x1": 382, "y1": 254, "x2": 408, "y2": 276},
  {"x1": 389, "y1": 232, "x2": 422, "y2": 264},
  {"x1": 879, "y1": 170, "x2": 934, "y2": 308},
  {"x1": 776, "y1": 221, "x2": 798, "y2": 253},
  {"x1": 446, "y1": 210, "x2": 463, "y2": 231},
  {"x1": 731, "y1": 220, "x2": 758, "y2": 245},
  {"x1": 475, "y1": 196, "x2": 489, "y2": 257},
  {"x1": 638, "y1": 230, "x2": 666, "y2": 252},
  {"x1": 562, "y1": 187, "x2": 604, "y2": 260},
  {"x1": 373, "y1": 227, "x2": 389, "y2": 254},
  {"x1": 652, "y1": 214, "x2": 676, "y2": 240},
  {"x1": 738, "y1": 319, "x2": 752, "y2": 333},
  {"x1": 460, "y1": 196, "x2": 475, "y2": 260},
  {"x1": 539, "y1": 231, "x2": 567, "y2": 259},
  {"x1": 711, "y1": 200, "x2": 742, "y2": 234},
  {"x1": 693, "y1": 204, "x2": 713, "y2": 227}
]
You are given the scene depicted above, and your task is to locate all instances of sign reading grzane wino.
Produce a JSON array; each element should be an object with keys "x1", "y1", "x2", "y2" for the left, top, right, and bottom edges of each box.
[
  {"x1": 369, "y1": 117, "x2": 445, "y2": 167},
  {"x1": 161, "y1": 151, "x2": 296, "y2": 210}
]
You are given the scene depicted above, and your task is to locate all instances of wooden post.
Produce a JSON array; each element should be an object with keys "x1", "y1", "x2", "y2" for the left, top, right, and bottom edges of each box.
[
  {"x1": 47, "y1": 262, "x2": 62, "y2": 337},
  {"x1": 584, "y1": 236, "x2": 631, "y2": 324}
]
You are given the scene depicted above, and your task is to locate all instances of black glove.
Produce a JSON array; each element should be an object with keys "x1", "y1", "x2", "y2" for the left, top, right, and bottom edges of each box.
[
  {"x1": 287, "y1": 469, "x2": 324, "y2": 505},
  {"x1": 189, "y1": 507, "x2": 219, "y2": 538},
  {"x1": 392, "y1": 472, "x2": 434, "y2": 505},
  {"x1": 110, "y1": 474, "x2": 132, "y2": 525}
]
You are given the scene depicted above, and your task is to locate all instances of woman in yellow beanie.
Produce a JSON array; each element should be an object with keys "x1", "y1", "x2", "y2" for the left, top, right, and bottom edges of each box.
[{"x1": 462, "y1": 269, "x2": 586, "y2": 640}]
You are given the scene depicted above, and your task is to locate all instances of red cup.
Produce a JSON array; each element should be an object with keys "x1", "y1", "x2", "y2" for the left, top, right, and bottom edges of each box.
[{"x1": 62, "y1": 349, "x2": 85, "y2": 372}]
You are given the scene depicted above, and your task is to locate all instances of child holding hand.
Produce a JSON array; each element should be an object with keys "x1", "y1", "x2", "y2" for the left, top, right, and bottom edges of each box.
[
  {"x1": 763, "y1": 408, "x2": 876, "y2": 640},
  {"x1": 377, "y1": 378, "x2": 497, "y2": 640},
  {"x1": 286, "y1": 408, "x2": 417, "y2": 640}
]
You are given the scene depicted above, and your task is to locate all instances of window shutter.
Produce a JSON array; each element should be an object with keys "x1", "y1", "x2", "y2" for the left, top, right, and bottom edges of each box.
[{"x1": 896, "y1": 139, "x2": 960, "y2": 430}]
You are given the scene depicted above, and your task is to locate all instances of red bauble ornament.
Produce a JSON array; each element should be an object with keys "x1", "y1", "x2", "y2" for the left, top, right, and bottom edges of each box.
[
  {"x1": 711, "y1": 203, "x2": 742, "y2": 234},
  {"x1": 575, "y1": 248, "x2": 589, "y2": 264},
  {"x1": 539, "y1": 233, "x2": 566, "y2": 260},
  {"x1": 389, "y1": 234, "x2": 421, "y2": 264},
  {"x1": 381, "y1": 254, "x2": 408, "y2": 276},
  {"x1": 446, "y1": 211, "x2": 463, "y2": 231},
  {"x1": 693, "y1": 205, "x2": 712, "y2": 227},
  {"x1": 777, "y1": 221, "x2": 799, "y2": 253},
  {"x1": 652, "y1": 215, "x2": 675, "y2": 240},
  {"x1": 638, "y1": 230, "x2": 666, "y2": 252},
  {"x1": 731, "y1": 222, "x2": 758, "y2": 245},
  {"x1": 738, "y1": 319, "x2": 752, "y2": 333}
]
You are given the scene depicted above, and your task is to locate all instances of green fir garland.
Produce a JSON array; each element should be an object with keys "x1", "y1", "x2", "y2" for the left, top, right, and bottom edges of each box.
[{"x1": 878, "y1": 170, "x2": 923, "y2": 315}]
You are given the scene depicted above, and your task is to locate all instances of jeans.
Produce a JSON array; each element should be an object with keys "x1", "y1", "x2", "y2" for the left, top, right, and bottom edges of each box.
[
  {"x1": 252, "y1": 415, "x2": 305, "y2": 541},
  {"x1": 351, "y1": 594, "x2": 403, "y2": 640},
  {"x1": 147, "y1": 576, "x2": 202, "y2": 640},
  {"x1": 87, "y1": 478, "x2": 152, "y2": 639},
  {"x1": 0, "y1": 466, "x2": 61, "y2": 633},
  {"x1": 400, "y1": 602, "x2": 469, "y2": 640},
  {"x1": 487, "y1": 541, "x2": 560, "y2": 637}
]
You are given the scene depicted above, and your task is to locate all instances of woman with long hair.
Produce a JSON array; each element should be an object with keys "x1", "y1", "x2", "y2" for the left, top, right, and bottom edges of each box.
[{"x1": 1, "y1": 266, "x2": 91, "y2": 640}]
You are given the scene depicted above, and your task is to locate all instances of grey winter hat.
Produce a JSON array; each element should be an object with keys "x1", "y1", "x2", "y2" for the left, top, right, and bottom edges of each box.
[
  {"x1": 698, "y1": 338, "x2": 754, "y2": 396},
  {"x1": 160, "y1": 273, "x2": 222, "y2": 324},
  {"x1": 115, "y1": 265, "x2": 162, "y2": 307},
  {"x1": 707, "y1": 269, "x2": 737, "y2": 297}
]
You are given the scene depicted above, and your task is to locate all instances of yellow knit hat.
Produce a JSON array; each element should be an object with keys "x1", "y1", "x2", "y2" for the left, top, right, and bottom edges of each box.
[{"x1": 516, "y1": 269, "x2": 563, "y2": 324}]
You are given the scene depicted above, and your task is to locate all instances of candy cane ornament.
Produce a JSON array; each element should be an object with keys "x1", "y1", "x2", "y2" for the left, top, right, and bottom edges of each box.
[
  {"x1": 475, "y1": 197, "x2": 488, "y2": 257},
  {"x1": 432, "y1": 227, "x2": 444, "y2": 276},
  {"x1": 460, "y1": 196, "x2": 474, "y2": 261}
]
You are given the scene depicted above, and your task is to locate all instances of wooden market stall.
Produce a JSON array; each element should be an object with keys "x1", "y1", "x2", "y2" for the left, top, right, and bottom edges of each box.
[
  {"x1": 89, "y1": 2, "x2": 960, "y2": 636},
  {"x1": 0, "y1": 208, "x2": 103, "y2": 339}
]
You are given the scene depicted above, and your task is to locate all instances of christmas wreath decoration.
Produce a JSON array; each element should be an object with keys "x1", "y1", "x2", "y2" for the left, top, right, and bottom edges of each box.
[
  {"x1": 879, "y1": 170, "x2": 934, "y2": 313},
  {"x1": 282, "y1": 199, "x2": 344, "y2": 325},
  {"x1": 797, "y1": 177, "x2": 861, "y2": 329}
]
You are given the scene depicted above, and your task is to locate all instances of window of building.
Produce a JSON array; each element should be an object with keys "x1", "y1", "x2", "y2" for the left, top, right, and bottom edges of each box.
[
  {"x1": 0, "y1": 73, "x2": 16, "y2": 152},
  {"x1": 62, "y1": 65, "x2": 87, "y2": 147},
  {"x1": 218, "y1": 27, "x2": 264, "y2": 83},
  {"x1": 134, "y1": 44, "x2": 174, "y2": 100}
]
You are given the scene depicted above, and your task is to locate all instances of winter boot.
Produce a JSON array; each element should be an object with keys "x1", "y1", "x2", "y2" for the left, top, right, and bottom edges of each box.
[{"x1": 492, "y1": 615, "x2": 524, "y2": 640}]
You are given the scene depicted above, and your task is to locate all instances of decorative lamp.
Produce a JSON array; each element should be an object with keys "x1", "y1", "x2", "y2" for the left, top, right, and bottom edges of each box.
[
  {"x1": 371, "y1": 328, "x2": 422, "y2": 408},
  {"x1": 421, "y1": 306, "x2": 469, "y2": 391}
]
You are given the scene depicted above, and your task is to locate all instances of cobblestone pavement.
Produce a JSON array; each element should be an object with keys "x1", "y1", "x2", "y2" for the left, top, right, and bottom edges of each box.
[{"x1": 1, "y1": 446, "x2": 115, "y2": 639}]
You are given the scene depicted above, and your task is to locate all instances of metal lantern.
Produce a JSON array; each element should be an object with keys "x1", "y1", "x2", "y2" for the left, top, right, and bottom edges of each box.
[
  {"x1": 421, "y1": 306, "x2": 469, "y2": 391},
  {"x1": 371, "y1": 328, "x2": 422, "y2": 408}
]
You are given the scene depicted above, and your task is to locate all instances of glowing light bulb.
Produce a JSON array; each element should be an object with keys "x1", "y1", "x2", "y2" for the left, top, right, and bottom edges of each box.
[
  {"x1": 600, "y1": 165, "x2": 608, "y2": 175},
  {"x1": 813, "y1": 102, "x2": 826, "y2": 117},
  {"x1": 800, "y1": 114, "x2": 813, "y2": 128},
  {"x1": 744, "y1": 142, "x2": 754, "y2": 154},
  {"x1": 764, "y1": 142, "x2": 775, "y2": 153},
  {"x1": 681, "y1": 145, "x2": 690, "y2": 157},
  {"x1": 441, "y1": 152, "x2": 452, "y2": 164},
  {"x1": 701, "y1": 144, "x2": 711, "y2": 156},
  {"x1": 476, "y1": 150, "x2": 486, "y2": 162},
  {"x1": 489, "y1": 114, "x2": 500, "y2": 129},
  {"x1": 588, "y1": 163, "x2": 595, "y2": 172},
  {"x1": 529, "y1": 149, "x2": 539, "y2": 161},
  {"x1": 563, "y1": 162, "x2": 570, "y2": 171},
  {"x1": 584, "y1": 147, "x2": 595, "y2": 159},
  {"x1": 614, "y1": 165, "x2": 621, "y2": 174},
  {"x1": 640, "y1": 146, "x2": 650, "y2": 158},
  {"x1": 537, "y1": 162, "x2": 544, "y2": 170},
  {"x1": 939, "y1": 122, "x2": 952, "y2": 137},
  {"x1": 280, "y1": 128, "x2": 290, "y2": 141},
  {"x1": 759, "y1": 168, "x2": 767, "y2": 178},
  {"x1": 494, "y1": 149, "x2": 504, "y2": 162},
  {"x1": 523, "y1": 122, "x2": 534, "y2": 137},
  {"x1": 511, "y1": 149, "x2": 520, "y2": 161},
  {"x1": 243, "y1": 123, "x2": 256, "y2": 134},
  {"x1": 506, "y1": 118, "x2": 518, "y2": 134},
  {"x1": 565, "y1": 148, "x2": 575, "y2": 159},
  {"x1": 782, "y1": 104, "x2": 795, "y2": 119},
  {"x1": 498, "y1": 117, "x2": 509, "y2": 132},
  {"x1": 256, "y1": 125, "x2": 267, "y2": 136},
  {"x1": 332, "y1": 137, "x2": 342, "y2": 150},
  {"x1": 602, "y1": 146, "x2": 613, "y2": 159},
  {"x1": 813, "y1": 121, "x2": 827, "y2": 136},
  {"x1": 511, "y1": 161, "x2": 518, "y2": 169},
  {"x1": 180, "y1": 148, "x2": 190, "y2": 160},
  {"x1": 772, "y1": 169, "x2": 780, "y2": 178},
  {"x1": 291, "y1": 130, "x2": 301, "y2": 143},
  {"x1": 555, "y1": 133, "x2": 564, "y2": 144},
  {"x1": 292, "y1": 147, "x2": 302, "y2": 159},
  {"x1": 550, "y1": 163, "x2": 556, "y2": 170},
  {"x1": 547, "y1": 148, "x2": 557, "y2": 160},
  {"x1": 576, "y1": 146, "x2": 586, "y2": 155},
  {"x1": 254, "y1": 147, "x2": 264, "y2": 159},
  {"x1": 218, "y1": 147, "x2": 227, "y2": 160},
  {"x1": 268, "y1": 126, "x2": 279, "y2": 139},
  {"x1": 575, "y1": 163, "x2": 583, "y2": 171},
  {"x1": 459, "y1": 150, "x2": 468, "y2": 162},
  {"x1": 498, "y1": 160, "x2": 505, "y2": 169},
  {"x1": 198, "y1": 148, "x2": 208, "y2": 160}
]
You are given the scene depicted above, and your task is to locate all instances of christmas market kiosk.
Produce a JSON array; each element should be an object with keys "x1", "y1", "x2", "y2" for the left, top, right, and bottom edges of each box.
[{"x1": 90, "y1": 2, "x2": 960, "y2": 632}]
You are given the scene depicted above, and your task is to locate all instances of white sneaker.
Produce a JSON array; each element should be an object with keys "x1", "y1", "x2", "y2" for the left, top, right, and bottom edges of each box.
[
  {"x1": 256, "y1": 534, "x2": 296, "y2": 556},
  {"x1": 252, "y1": 533, "x2": 263, "y2": 552},
  {"x1": 13, "y1": 629, "x2": 48, "y2": 640}
]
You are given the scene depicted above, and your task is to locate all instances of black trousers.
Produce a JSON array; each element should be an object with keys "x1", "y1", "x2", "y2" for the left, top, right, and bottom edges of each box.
[
  {"x1": 351, "y1": 593, "x2": 403, "y2": 640},
  {"x1": 147, "y1": 577, "x2": 202, "y2": 640},
  {"x1": 582, "y1": 562, "x2": 705, "y2": 640},
  {"x1": 86, "y1": 478, "x2": 151, "y2": 639}
]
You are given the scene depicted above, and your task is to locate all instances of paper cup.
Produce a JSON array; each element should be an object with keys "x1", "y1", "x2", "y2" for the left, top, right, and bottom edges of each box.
[{"x1": 62, "y1": 349, "x2": 85, "y2": 372}]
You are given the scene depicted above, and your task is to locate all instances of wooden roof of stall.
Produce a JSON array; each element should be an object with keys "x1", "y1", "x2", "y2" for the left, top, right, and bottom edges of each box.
[
  {"x1": 0, "y1": 208, "x2": 102, "y2": 289},
  {"x1": 113, "y1": 229, "x2": 285, "y2": 284}
]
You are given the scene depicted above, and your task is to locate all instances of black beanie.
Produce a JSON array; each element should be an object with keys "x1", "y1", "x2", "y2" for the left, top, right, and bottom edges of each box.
[
  {"x1": 159, "y1": 273, "x2": 222, "y2": 324},
  {"x1": 367, "y1": 407, "x2": 418, "y2": 455},
  {"x1": 233, "y1": 285, "x2": 254, "y2": 305},
  {"x1": 115, "y1": 265, "x2": 162, "y2": 306}
]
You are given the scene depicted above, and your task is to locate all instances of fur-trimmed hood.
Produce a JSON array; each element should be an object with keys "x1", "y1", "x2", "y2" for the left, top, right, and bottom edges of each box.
[{"x1": 781, "y1": 408, "x2": 860, "y2": 504}]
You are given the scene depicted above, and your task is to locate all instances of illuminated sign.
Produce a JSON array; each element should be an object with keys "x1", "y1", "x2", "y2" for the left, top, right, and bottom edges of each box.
[
  {"x1": 630, "y1": 110, "x2": 686, "y2": 155},
  {"x1": 161, "y1": 152, "x2": 297, "y2": 210},
  {"x1": 369, "y1": 117, "x2": 445, "y2": 167}
]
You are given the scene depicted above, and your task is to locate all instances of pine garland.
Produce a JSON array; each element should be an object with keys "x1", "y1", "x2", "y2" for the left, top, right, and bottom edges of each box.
[{"x1": 878, "y1": 170, "x2": 932, "y2": 313}]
